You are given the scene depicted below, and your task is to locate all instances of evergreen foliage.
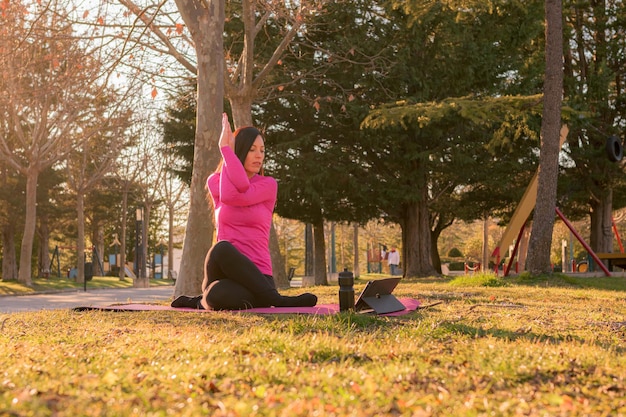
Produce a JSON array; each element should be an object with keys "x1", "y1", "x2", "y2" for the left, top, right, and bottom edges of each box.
[{"x1": 158, "y1": 81, "x2": 197, "y2": 186}]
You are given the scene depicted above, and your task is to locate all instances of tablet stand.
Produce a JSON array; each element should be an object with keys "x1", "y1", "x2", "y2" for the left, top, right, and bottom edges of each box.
[{"x1": 355, "y1": 277, "x2": 405, "y2": 314}]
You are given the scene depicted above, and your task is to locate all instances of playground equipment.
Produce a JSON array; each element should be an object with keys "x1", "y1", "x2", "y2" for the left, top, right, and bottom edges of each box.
[
  {"x1": 49, "y1": 245, "x2": 105, "y2": 279},
  {"x1": 490, "y1": 125, "x2": 612, "y2": 277}
]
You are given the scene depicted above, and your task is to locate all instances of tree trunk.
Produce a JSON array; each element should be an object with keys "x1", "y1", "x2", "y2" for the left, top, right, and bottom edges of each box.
[
  {"x1": 271, "y1": 222, "x2": 289, "y2": 288},
  {"x1": 525, "y1": 0, "x2": 563, "y2": 274},
  {"x1": 119, "y1": 186, "x2": 128, "y2": 280},
  {"x1": 18, "y1": 168, "x2": 39, "y2": 286},
  {"x1": 430, "y1": 226, "x2": 443, "y2": 275},
  {"x1": 401, "y1": 174, "x2": 437, "y2": 277},
  {"x1": 328, "y1": 222, "x2": 335, "y2": 274},
  {"x1": 92, "y1": 222, "x2": 105, "y2": 276},
  {"x1": 173, "y1": 0, "x2": 223, "y2": 297},
  {"x1": 37, "y1": 213, "x2": 50, "y2": 277},
  {"x1": 313, "y1": 219, "x2": 328, "y2": 285},
  {"x1": 2, "y1": 223, "x2": 17, "y2": 281},
  {"x1": 353, "y1": 223, "x2": 360, "y2": 278},
  {"x1": 305, "y1": 223, "x2": 314, "y2": 276},
  {"x1": 430, "y1": 235, "x2": 441, "y2": 275},
  {"x1": 76, "y1": 191, "x2": 86, "y2": 284},
  {"x1": 590, "y1": 188, "x2": 613, "y2": 263},
  {"x1": 482, "y1": 215, "x2": 489, "y2": 272},
  {"x1": 430, "y1": 212, "x2": 454, "y2": 275},
  {"x1": 168, "y1": 203, "x2": 175, "y2": 279},
  {"x1": 141, "y1": 203, "x2": 150, "y2": 285}
]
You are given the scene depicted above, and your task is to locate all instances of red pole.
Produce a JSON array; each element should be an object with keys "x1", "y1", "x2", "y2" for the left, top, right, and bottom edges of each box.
[
  {"x1": 504, "y1": 222, "x2": 526, "y2": 277},
  {"x1": 556, "y1": 207, "x2": 611, "y2": 277},
  {"x1": 612, "y1": 218, "x2": 624, "y2": 253}
]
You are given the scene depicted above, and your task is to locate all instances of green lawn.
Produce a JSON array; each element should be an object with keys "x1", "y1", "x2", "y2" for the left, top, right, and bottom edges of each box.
[
  {"x1": 2, "y1": 272, "x2": 626, "y2": 416},
  {"x1": 0, "y1": 276, "x2": 175, "y2": 296}
]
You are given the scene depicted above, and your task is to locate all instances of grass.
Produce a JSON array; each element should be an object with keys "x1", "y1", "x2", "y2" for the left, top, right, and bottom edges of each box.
[
  {"x1": 0, "y1": 276, "x2": 175, "y2": 296},
  {"x1": 2, "y1": 273, "x2": 626, "y2": 416}
]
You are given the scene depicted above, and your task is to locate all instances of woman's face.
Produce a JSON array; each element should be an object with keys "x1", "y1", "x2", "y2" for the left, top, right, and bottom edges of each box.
[{"x1": 243, "y1": 135, "x2": 265, "y2": 178}]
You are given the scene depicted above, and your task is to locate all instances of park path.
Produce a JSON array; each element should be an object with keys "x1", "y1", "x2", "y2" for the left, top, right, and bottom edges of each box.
[{"x1": 0, "y1": 286, "x2": 175, "y2": 314}]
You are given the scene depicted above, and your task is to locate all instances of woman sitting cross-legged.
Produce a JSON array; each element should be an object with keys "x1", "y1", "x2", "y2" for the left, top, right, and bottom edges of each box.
[{"x1": 171, "y1": 113, "x2": 317, "y2": 310}]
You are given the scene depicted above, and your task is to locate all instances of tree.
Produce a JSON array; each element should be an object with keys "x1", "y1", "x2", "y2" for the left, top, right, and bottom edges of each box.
[
  {"x1": 35, "y1": 166, "x2": 67, "y2": 278},
  {"x1": 525, "y1": 0, "x2": 564, "y2": 274},
  {"x1": 256, "y1": 0, "x2": 400, "y2": 283},
  {"x1": 65, "y1": 116, "x2": 131, "y2": 283},
  {"x1": 0, "y1": 167, "x2": 22, "y2": 281},
  {"x1": 157, "y1": 151, "x2": 188, "y2": 280},
  {"x1": 356, "y1": 0, "x2": 545, "y2": 276},
  {"x1": 159, "y1": 81, "x2": 197, "y2": 186},
  {"x1": 169, "y1": 0, "x2": 224, "y2": 296},
  {"x1": 134, "y1": 120, "x2": 169, "y2": 287},
  {"x1": 135, "y1": 0, "x2": 368, "y2": 291},
  {"x1": 558, "y1": 1, "x2": 626, "y2": 257},
  {"x1": 0, "y1": 0, "x2": 136, "y2": 285}
]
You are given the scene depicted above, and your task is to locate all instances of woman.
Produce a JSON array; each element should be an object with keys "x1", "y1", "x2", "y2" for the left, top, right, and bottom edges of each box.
[{"x1": 172, "y1": 113, "x2": 317, "y2": 310}]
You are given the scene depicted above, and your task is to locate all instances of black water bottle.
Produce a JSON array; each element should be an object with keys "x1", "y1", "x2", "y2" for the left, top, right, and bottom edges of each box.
[{"x1": 338, "y1": 268, "x2": 355, "y2": 311}]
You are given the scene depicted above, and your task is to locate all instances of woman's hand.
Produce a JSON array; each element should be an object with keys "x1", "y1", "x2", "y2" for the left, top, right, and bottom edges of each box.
[{"x1": 219, "y1": 113, "x2": 234, "y2": 149}]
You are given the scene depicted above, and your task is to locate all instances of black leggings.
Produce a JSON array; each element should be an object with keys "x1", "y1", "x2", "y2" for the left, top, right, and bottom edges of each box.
[{"x1": 202, "y1": 241, "x2": 276, "y2": 310}]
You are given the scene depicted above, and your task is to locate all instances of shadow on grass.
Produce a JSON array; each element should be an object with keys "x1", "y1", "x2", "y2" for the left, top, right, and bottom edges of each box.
[
  {"x1": 440, "y1": 321, "x2": 582, "y2": 343},
  {"x1": 438, "y1": 321, "x2": 626, "y2": 354}
]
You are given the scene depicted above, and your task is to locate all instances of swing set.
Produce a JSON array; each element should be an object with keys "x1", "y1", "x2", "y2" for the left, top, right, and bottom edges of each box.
[
  {"x1": 48, "y1": 245, "x2": 105, "y2": 279},
  {"x1": 491, "y1": 125, "x2": 623, "y2": 277}
]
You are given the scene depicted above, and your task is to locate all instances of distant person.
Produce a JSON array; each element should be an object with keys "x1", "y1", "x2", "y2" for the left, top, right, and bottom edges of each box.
[
  {"x1": 172, "y1": 113, "x2": 317, "y2": 310},
  {"x1": 387, "y1": 247, "x2": 400, "y2": 276}
]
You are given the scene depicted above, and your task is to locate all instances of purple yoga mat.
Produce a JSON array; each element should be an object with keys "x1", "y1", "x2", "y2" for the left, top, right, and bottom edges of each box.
[{"x1": 74, "y1": 298, "x2": 421, "y2": 316}]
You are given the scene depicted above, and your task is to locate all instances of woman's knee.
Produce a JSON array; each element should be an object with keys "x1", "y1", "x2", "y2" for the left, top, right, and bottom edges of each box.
[
  {"x1": 209, "y1": 240, "x2": 235, "y2": 258},
  {"x1": 203, "y1": 279, "x2": 256, "y2": 310}
]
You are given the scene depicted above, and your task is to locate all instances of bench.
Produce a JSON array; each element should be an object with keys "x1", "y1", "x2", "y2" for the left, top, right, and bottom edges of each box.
[{"x1": 595, "y1": 253, "x2": 626, "y2": 270}]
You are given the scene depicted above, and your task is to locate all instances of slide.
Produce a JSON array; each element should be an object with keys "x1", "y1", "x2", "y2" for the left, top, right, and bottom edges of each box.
[
  {"x1": 124, "y1": 265, "x2": 136, "y2": 279},
  {"x1": 491, "y1": 125, "x2": 569, "y2": 262}
]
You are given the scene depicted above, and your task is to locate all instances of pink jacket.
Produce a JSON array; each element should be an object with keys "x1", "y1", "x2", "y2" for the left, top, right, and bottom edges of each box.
[{"x1": 207, "y1": 146, "x2": 277, "y2": 275}]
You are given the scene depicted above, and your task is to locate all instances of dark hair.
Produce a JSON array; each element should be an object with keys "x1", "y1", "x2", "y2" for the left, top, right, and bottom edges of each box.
[{"x1": 233, "y1": 126, "x2": 263, "y2": 166}]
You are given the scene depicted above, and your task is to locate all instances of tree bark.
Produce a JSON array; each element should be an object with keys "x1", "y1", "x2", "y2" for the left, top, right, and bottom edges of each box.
[
  {"x1": 402, "y1": 194, "x2": 438, "y2": 277},
  {"x1": 18, "y1": 168, "x2": 39, "y2": 286},
  {"x1": 525, "y1": 0, "x2": 563, "y2": 274},
  {"x1": 76, "y1": 191, "x2": 86, "y2": 284},
  {"x1": 37, "y1": 213, "x2": 50, "y2": 277},
  {"x1": 305, "y1": 223, "x2": 314, "y2": 276},
  {"x1": 119, "y1": 185, "x2": 129, "y2": 281},
  {"x1": 590, "y1": 188, "x2": 613, "y2": 258},
  {"x1": 401, "y1": 163, "x2": 437, "y2": 278},
  {"x1": 482, "y1": 215, "x2": 489, "y2": 272},
  {"x1": 271, "y1": 223, "x2": 289, "y2": 288},
  {"x1": 2, "y1": 223, "x2": 17, "y2": 281},
  {"x1": 93, "y1": 223, "x2": 105, "y2": 277},
  {"x1": 168, "y1": 203, "x2": 175, "y2": 280},
  {"x1": 313, "y1": 219, "x2": 328, "y2": 285},
  {"x1": 353, "y1": 223, "x2": 360, "y2": 278},
  {"x1": 173, "y1": 0, "x2": 223, "y2": 297}
]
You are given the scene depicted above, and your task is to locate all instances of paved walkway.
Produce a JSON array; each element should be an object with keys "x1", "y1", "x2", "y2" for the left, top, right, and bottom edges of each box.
[{"x1": 0, "y1": 286, "x2": 176, "y2": 314}]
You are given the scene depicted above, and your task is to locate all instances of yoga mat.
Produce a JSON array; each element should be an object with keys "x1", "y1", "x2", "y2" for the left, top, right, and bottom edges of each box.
[{"x1": 74, "y1": 298, "x2": 421, "y2": 316}]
